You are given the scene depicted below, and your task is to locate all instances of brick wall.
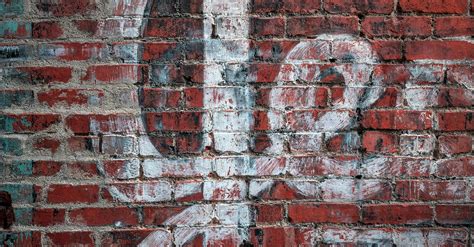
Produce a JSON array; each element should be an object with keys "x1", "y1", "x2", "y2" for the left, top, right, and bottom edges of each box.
[{"x1": 0, "y1": 0, "x2": 473, "y2": 246}]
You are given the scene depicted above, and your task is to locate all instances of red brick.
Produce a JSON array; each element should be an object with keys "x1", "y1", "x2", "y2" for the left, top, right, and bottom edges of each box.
[
  {"x1": 288, "y1": 203, "x2": 359, "y2": 223},
  {"x1": 362, "y1": 204, "x2": 433, "y2": 225},
  {"x1": 362, "y1": 110, "x2": 432, "y2": 130},
  {"x1": 281, "y1": 0, "x2": 321, "y2": 13},
  {"x1": 372, "y1": 64, "x2": 410, "y2": 85},
  {"x1": 73, "y1": 20, "x2": 98, "y2": 35},
  {"x1": 32, "y1": 21, "x2": 63, "y2": 39},
  {"x1": 324, "y1": 0, "x2": 393, "y2": 13},
  {"x1": 142, "y1": 206, "x2": 188, "y2": 225},
  {"x1": 437, "y1": 111, "x2": 474, "y2": 131},
  {"x1": 399, "y1": 0, "x2": 468, "y2": 14},
  {"x1": 250, "y1": 17, "x2": 285, "y2": 38},
  {"x1": 406, "y1": 41, "x2": 474, "y2": 61},
  {"x1": 36, "y1": 0, "x2": 96, "y2": 16},
  {"x1": 141, "y1": 88, "x2": 181, "y2": 108},
  {"x1": 435, "y1": 17, "x2": 474, "y2": 37},
  {"x1": 47, "y1": 184, "x2": 99, "y2": 204},
  {"x1": 0, "y1": 114, "x2": 61, "y2": 133},
  {"x1": 362, "y1": 17, "x2": 431, "y2": 38},
  {"x1": 82, "y1": 65, "x2": 148, "y2": 84},
  {"x1": 176, "y1": 133, "x2": 204, "y2": 154},
  {"x1": 66, "y1": 162, "x2": 100, "y2": 179},
  {"x1": 252, "y1": 134, "x2": 272, "y2": 153},
  {"x1": 69, "y1": 207, "x2": 139, "y2": 226},
  {"x1": 362, "y1": 131, "x2": 399, "y2": 153},
  {"x1": 144, "y1": 112, "x2": 203, "y2": 132},
  {"x1": 33, "y1": 208, "x2": 65, "y2": 226},
  {"x1": 39, "y1": 42, "x2": 107, "y2": 61},
  {"x1": 33, "y1": 137, "x2": 60, "y2": 153},
  {"x1": 437, "y1": 87, "x2": 473, "y2": 107},
  {"x1": 65, "y1": 114, "x2": 136, "y2": 134},
  {"x1": 324, "y1": 132, "x2": 360, "y2": 153},
  {"x1": 32, "y1": 161, "x2": 62, "y2": 176},
  {"x1": 252, "y1": 0, "x2": 321, "y2": 13},
  {"x1": 67, "y1": 136, "x2": 100, "y2": 153},
  {"x1": 250, "y1": 180, "x2": 318, "y2": 200},
  {"x1": 249, "y1": 227, "x2": 316, "y2": 246},
  {"x1": 287, "y1": 16, "x2": 358, "y2": 37},
  {"x1": 46, "y1": 232, "x2": 94, "y2": 246},
  {"x1": 38, "y1": 89, "x2": 104, "y2": 107},
  {"x1": 370, "y1": 40, "x2": 403, "y2": 61},
  {"x1": 184, "y1": 87, "x2": 204, "y2": 108},
  {"x1": 435, "y1": 205, "x2": 474, "y2": 224},
  {"x1": 250, "y1": 40, "x2": 300, "y2": 61},
  {"x1": 435, "y1": 157, "x2": 474, "y2": 177},
  {"x1": 102, "y1": 160, "x2": 138, "y2": 179},
  {"x1": 101, "y1": 230, "x2": 170, "y2": 246},
  {"x1": 255, "y1": 204, "x2": 284, "y2": 223},
  {"x1": 17, "y1": 67, "x2": 73, "y2": 84},
  {"x1": 143, "y1": 42, "x2": 182, "y2": 62},
  {"x1": 145, "y1": 18, "x2": 203, "y2": 38},
  {"x1": 372, "y1": 87, "x2": 399, "y2": 107},
  {"x1": 396, "y1": 180, "x2": 467, "y2": 201},
  {"x1": 447, "y1": 65, "x2": 473, "y2": 87},
  {"x1": 439, "y1": 135, "x2": 472, "y2": 156}
]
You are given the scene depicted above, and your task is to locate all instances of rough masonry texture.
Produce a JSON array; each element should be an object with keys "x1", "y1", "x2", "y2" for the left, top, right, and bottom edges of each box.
[{"x1": 0, "y1": 0, "x2": 473, "y2": 246}]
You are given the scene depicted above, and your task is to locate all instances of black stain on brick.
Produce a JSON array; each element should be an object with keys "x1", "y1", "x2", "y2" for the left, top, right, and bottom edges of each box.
[{"x1": 0, "y1": 191, "x2": 14, "y2": 229}]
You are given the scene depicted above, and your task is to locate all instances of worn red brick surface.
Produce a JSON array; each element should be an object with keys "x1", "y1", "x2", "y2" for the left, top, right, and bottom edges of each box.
[{"x1": 0, "y1": 0, "x2": 473, "y2": 246}]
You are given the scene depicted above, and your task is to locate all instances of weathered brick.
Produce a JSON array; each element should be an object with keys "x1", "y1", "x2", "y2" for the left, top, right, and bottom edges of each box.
[
  {"x1": 33, "y1": 208, "x2": 65, "y2": 226},
  {"x1": 406, "y1": 41, "x2": 474, "y2": 61},
  {"x1": 324, "y1": 0, "x2": 393, "y2": 13},
  {"x1": 435, "y1": 17, "x2": 474, "y2": 37},
  {"x1": 288, "y1": 203, "x2": 359, "y2": 223},
  {"x1": 47, "y1": 184, "x2": 99, "y2": 204},
  {"x1": 396, "y1": 180, "x2": 467, "y2": 201},
  {"x1": 45, "y1": 232, "x2": 94, "y2": 246},
  {"x1": 362, "y1": 204, "x2": 433, "y2": 225},
  {"x1": 0, "y1": 114, "x2": 61, "y2": 133},
  {"x1": 362, "y1": 110, "x2": 432, "y2": 130},
  {"x1": 437, "y1": 111, "x2": 474, "y2": 131},
  {"x1": 399, "y1": 0, "x2": 468, "y2": 14},
  {"x1": 0, "y1": 90, "x2": 34, "y2": 108},
  {"x1": 69, "y1": 207, "x2": 139, "y2": 226},
  {"x1": 32, "y1": 21, "x2": 62, "y2": 39},
  {"x1": 435, "y1": 205, "x2": 474, "y2": 224},
  {"x1": 362, "y1": 17, "x2": 431, "y2": 38},
  {"x1": 36, "y1": 0, "x2": 96, "y2": 16},
  {"x1": 287, "y1": 16, "x2": 359, "y2": 37},
  {"x1": 0, "y1": 21, "x2": 31, "y2": 38}
]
